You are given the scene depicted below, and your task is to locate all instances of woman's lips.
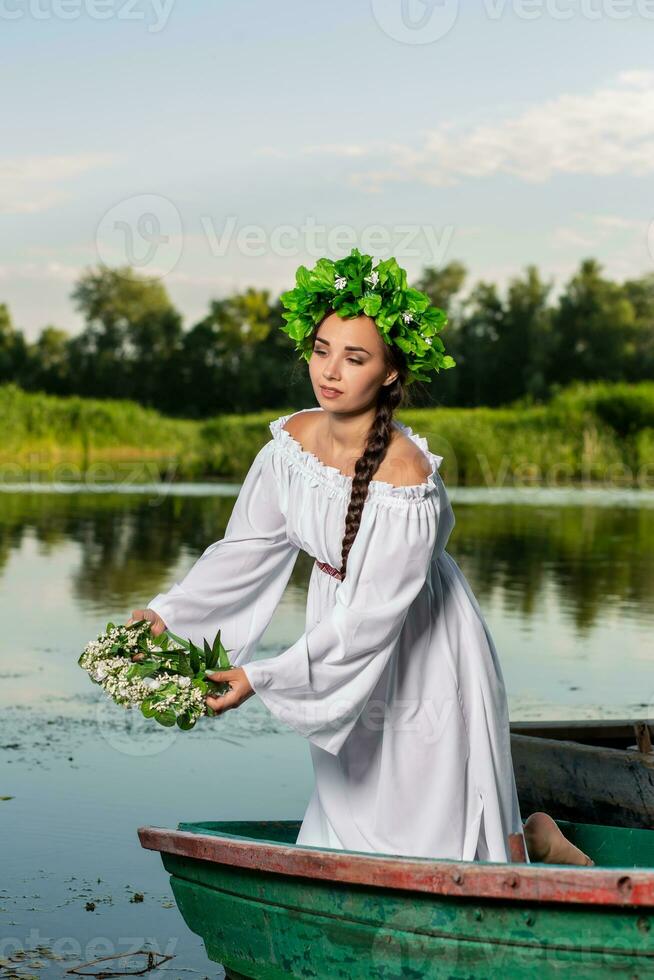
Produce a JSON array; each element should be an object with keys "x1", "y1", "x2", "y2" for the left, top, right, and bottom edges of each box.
[{"x1": 320, "y1": 386, "x2": 343, "y2": 398}]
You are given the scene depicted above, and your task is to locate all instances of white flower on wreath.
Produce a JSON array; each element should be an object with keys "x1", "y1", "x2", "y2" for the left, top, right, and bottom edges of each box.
[
  {"x1": 401, "y1": 311, "x2": 413, "y2": 324},
  {"x1": 364, "y1": 270, "x2": 379, "y2": 287},
  {"x1": 334, "y1": 276, "x2": 347, "y2": 290}
]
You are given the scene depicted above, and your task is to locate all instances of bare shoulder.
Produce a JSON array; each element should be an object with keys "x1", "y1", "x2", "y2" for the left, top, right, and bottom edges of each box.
[
  {"x1": 282, "y1": 410, "x2": 316, "y2": 446},
  {"x1": 375, "y1": 429, "x2": 432, "y2": 487},
  {"x1": 282, "y1": 411, "x2": 431, "y2": 487}
]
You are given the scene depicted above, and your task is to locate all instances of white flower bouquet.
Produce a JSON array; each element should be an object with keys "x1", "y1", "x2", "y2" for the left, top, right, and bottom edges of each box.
[{"x1": 79, "y1": 619, "x2": 234, "y2": 730}]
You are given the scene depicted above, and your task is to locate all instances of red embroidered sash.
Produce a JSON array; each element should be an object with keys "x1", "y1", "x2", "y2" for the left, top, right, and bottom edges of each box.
[{"x1": 315, "y1": 559, "x2": 343, "y2": 581}]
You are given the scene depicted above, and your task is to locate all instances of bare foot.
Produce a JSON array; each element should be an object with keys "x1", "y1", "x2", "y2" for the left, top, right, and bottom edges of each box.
[{"x1": 523, "y1": 812, "x2": 595, "y2": 866}]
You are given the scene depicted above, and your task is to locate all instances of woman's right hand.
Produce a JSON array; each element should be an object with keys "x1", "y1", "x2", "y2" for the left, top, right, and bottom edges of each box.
[{"x1": 126, "y1": 608, "x2": 168, "y2": 660}]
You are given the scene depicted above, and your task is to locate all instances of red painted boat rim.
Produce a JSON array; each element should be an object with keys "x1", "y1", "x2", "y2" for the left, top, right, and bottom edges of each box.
[{"x1": 137, "y1": 825, "x2": 654, "y2": 909}]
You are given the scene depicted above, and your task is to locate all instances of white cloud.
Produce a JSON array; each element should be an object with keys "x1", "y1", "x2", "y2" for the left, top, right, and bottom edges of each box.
[
  {"x1": 552, "y1": 227, "x2": 597, "y2": 248},
  {"x1": 254, "y1": 146, "x2": 289, "y2": 159},
  {"x1": 592, "y1": 214, "x2": 643, "y2": 231},
  {"x1": 0, "y1": 261, "x2": 80, "y2": 282},
  {"x1": 297, "y1": 70, "x2": 654, "y2": 189},
  {"x1": 552, "y1": 211, "x2": 648, "y2": 251},
  {"x1": 300, "y1": 144, "x2": 369, "y2": 158},
  {"x1": 0, "y1": 152, "x2": 118, "y2": 214}
]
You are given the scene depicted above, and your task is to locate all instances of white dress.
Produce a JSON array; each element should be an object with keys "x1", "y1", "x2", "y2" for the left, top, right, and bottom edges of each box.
[{"x1": 147, "y1": 408, "x2": 528, "y2": 864}]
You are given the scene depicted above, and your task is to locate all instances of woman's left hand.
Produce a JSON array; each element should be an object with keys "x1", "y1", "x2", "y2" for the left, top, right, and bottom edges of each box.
[{"x1": 204, "y1": 667, "x2": 255, "y2": 716}]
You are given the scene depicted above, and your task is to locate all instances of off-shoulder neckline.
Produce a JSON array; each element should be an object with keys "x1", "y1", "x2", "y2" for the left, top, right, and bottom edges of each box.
[{"x1": 269, "y1": 407, "x2": 443, "y2": 501}]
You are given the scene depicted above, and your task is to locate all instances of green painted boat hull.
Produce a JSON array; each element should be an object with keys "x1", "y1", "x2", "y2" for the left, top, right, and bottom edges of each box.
[{"x1": 147, "y1": 820, "x2": 654, "y2": 979}]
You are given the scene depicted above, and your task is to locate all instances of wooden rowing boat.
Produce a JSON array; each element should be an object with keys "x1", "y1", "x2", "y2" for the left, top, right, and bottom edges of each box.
[
  {"x1": 509, "y1": 718, "x2": 654, "y2": 829},
  {"x1": 138, "y1": 817, "x2": 654, "y2": 978},
  {"x1": 510, "y1": 718, "x2": 654, "y2": 751}
]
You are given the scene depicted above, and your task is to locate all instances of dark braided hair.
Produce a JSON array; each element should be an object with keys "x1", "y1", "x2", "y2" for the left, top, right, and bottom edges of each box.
[{"x1": 308, "y1": 317, "x2": 412, "y2": 580}]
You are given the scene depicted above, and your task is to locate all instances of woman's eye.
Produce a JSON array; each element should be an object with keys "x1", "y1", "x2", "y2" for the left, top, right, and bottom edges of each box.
[{"x1": 313, "y1": 348, "x2": 361, "y2": 365}]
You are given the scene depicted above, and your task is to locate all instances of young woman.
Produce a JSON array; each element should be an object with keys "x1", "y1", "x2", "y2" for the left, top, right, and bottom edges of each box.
[{"x1": 129, "y1": 250, "x2": 592, "y2": 867}]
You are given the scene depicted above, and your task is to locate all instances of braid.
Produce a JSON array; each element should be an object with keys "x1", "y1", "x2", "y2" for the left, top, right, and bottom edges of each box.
[
  {"x1": 305, "y1": 317, "x2": 413, "y2": 580},
  {"x1": 338, "y1": 389, "x2": 403, "y2": 578}
]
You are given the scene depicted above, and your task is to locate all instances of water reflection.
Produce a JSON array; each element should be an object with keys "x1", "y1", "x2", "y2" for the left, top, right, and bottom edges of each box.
[
  {"x1": 1, "y1": 484, "x2": 652, "y2": 977},
  {"x1": 0, "y1": 485, "x2": 651, "y2": 633}
]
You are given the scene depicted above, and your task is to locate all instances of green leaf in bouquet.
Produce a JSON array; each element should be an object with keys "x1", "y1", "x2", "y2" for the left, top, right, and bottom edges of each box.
[
  {"x1": 126, "y1": 619, "x2": 149, "y2": 635},
  {"x1": 204, "y1": 631, "x2": 219, "y2": 671},
  {"x1": 141, "y1": 698, "x2": 158, "y2": 719},
  {"x1": 187, "y1": 642, "x2": 200, "y2": 675},
  {"x1": 176, "y1": 713, "x2": 196, "y2": 731},
  {"x1": 176, "y1": 653, "x2": 195, "y2": 678},
  {"x1": 153, "y1": 708, "x2": 177, "y2": 727},
  {"x1": 208, "y1": 628, "x2": 233, "y2": 671},
  {"x1": 218, "y1": 644, "x2": 232, "y2": 671},
  {"x1": 205, "y1": 679, "x2": 230, "y2": 696},
  {"x1": 181, "y1": 640, "x2": 202, "y2": 671},
  {"x1": 202, "y1": 637, "x2": 213, "y2": 672},
  {"x1": 154, "y1": 681, "x2": 179, "y2": 698},
  {"x1": 165, "y1": 629, "x2": 191, "y2": 649},
  {"x1": 126, "y1": 661, "x2": 159, "y2": 680}
]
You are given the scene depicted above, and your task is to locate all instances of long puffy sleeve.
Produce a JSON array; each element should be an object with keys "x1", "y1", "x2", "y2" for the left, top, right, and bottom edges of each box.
[
  {"x1": 241, "y1": 489, "x2": 441, "y2": 757},
  {"x1": 146, "y1": 441, "x2": 299, "y2": 662}
]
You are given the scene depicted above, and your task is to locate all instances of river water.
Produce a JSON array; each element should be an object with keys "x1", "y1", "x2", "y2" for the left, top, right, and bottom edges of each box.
[{"x1": 1, "y1": 483, "x2": 653, "y2": 977}]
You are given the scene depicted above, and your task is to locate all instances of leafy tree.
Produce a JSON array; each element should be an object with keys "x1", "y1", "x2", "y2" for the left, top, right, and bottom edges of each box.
[
  {"x1": 622, "y1": 272, "x2": 654, "y2": 382},
  {"x1": 549, "y1": 259, "x2": 637, "y2": 386},
  {"x1": 501, "y1": 266, "x2": 554, "y2": 404},
  {"x1": 0, "y1": 304, "x2": 28, "y2": 383},
  {"x1": 411, "y1": 261, "x2": 468, "y2": 407},
  {"x1": 25, "y1": 326, "x2": 72, "y2": 395},
  {"x1": 0, "y1": 256, "x2": 652, "y2": 414},
  {"x1": 69, "y1": 264, "x2": 182, "y2": 405}
]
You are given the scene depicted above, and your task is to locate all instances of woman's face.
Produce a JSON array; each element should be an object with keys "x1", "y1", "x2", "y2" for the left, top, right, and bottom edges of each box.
[{"x1": 308, "y1": 312, "x2": 398, "y2": 410}]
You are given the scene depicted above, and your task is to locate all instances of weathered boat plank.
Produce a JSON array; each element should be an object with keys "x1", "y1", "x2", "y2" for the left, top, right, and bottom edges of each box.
[
  {"x1": 138, "y1": 824, "x2": 654, "y2": 907},
  {"x1": 509, "y1": 718, "x2": 654, "y2": 750},
  {"x1": 137, "y1": 819, "x2": 654, "y2": 979},
  {"x1": 511, "y1": 733, "x2": 654, "y2": 828}
]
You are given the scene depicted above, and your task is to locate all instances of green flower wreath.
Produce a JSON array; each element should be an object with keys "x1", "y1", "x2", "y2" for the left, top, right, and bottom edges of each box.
[{"x1": 279, "y1": 247, "x2": 455, "y2": 385}]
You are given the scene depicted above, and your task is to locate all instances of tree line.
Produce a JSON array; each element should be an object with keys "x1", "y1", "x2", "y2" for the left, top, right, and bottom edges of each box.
[{"x1": 0, "y1": 257, "x2": 652, "y2": 418}]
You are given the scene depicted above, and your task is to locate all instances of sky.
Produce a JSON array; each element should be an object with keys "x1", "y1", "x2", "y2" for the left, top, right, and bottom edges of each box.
[{"x1": 2, "y1": 0, "x2": 654, "y2": 340}]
